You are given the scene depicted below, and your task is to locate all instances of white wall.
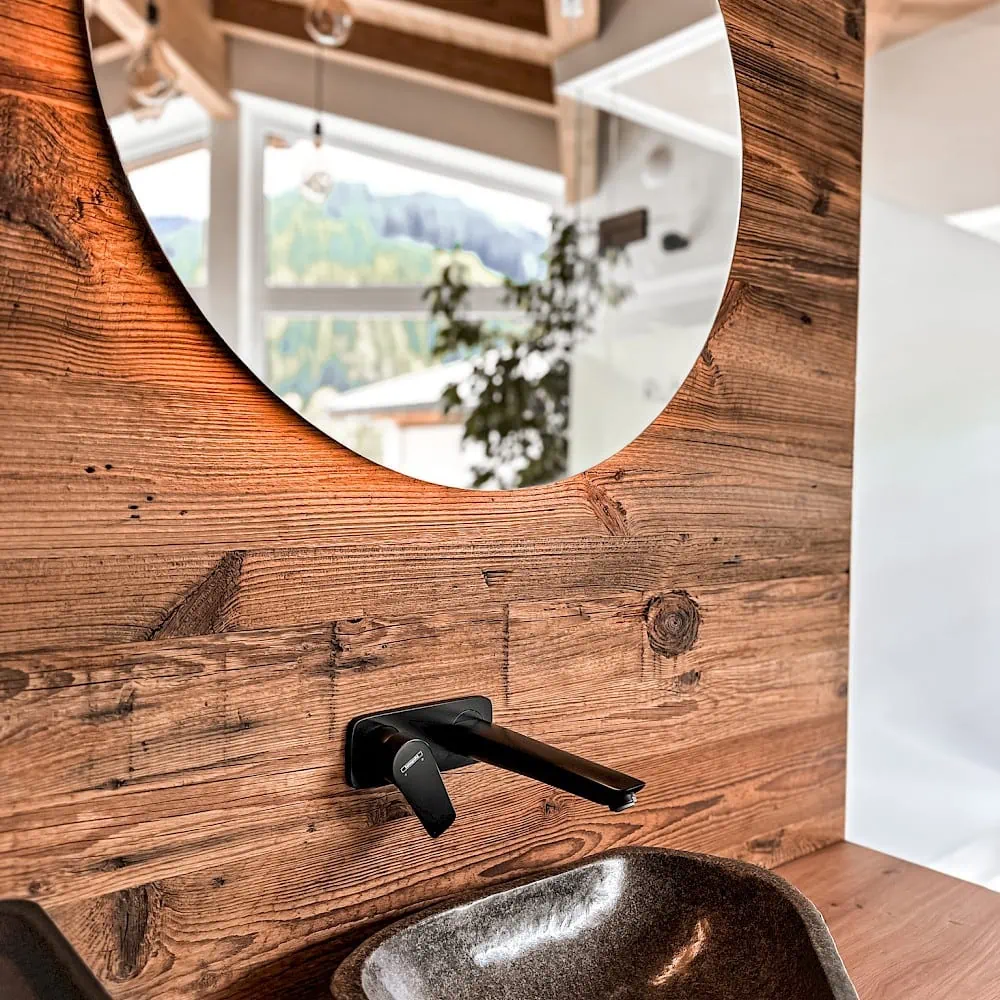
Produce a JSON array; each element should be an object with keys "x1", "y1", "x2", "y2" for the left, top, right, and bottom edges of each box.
[
  {"x1": 568, "y1": 117, "x2": 739, "y2": 474},
  {"x1": 848, "y1": 195, "x2": 1000, "y2": 889},
  {"x1": 864, "y1": 2, "x2": 1000, "y2": 216}
]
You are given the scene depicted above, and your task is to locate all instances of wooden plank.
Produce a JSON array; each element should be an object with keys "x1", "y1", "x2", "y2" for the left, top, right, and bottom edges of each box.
[
  {"x1": 274, "y1": 0, "x2": 554, "y2": 64},
  {"x1": 386, "y1": 0, "x2": 550, "y2": 35},
  {"x1": 89, "y1": 0, "x2": 235, "y2": 119},
  {"x1": 0, "y1": 525, "x2": 852, "y2": 653},
  {"x1": 0, "y1": 280, "x2": 854, "y2": 559},
  {"x1": 213, "y1": 0, "x2": 557, "y2": 118},
  {"x1": 779, "y1": 843, "x2": 1000, "y2": 999},
  {"x1": 0, "y1": 573, "x2": 846, "y2": 905}
]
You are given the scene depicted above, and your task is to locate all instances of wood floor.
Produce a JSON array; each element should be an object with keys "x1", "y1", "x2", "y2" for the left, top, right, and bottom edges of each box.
[{"x1": 780, "y1": 843, "x2": 1000, "y2": 999}]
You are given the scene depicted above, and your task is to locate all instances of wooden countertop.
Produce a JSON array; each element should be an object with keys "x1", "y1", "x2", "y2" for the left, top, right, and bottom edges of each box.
[{"x1": 777, "y1": 842, "x2": 1000, "y2": 999}]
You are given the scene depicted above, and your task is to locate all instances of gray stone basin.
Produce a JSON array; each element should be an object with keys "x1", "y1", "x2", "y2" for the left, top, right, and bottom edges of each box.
[{"x1": 330, "y1": 847, "x2": 858, "y2": 999}]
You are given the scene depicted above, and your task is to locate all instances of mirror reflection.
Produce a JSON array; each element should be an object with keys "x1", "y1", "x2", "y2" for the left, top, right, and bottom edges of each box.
[{"x1": 88, "y1": 0, "x2": 741, "y2": 489}]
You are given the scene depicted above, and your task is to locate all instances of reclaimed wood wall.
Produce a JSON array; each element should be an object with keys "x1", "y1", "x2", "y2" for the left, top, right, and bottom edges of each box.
[{"x1": 0, "y1": 0, "x2": 863, "y2": 995}]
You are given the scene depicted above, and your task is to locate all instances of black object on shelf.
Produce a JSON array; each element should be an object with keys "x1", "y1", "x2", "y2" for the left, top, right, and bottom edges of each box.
[
  {"x1": 0, "y1": 900, "x2": 111, "y2": 1000},
  {"x1": 598, "y1": 207, "x2": 649, "y2": 254},
  {"x1": 661, "y1": 231, "x2": 691, "y2": 252}
]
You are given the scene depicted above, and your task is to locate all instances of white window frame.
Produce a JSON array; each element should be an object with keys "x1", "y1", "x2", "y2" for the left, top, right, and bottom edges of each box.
[{"x1": 210, "y1": 92, "x2": 561, "y2": 378}]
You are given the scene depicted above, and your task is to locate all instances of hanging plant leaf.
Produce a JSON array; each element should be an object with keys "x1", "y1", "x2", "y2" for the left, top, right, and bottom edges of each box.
[{"x1": 424, "y1": 215, "x2": 631, "y2": 490}]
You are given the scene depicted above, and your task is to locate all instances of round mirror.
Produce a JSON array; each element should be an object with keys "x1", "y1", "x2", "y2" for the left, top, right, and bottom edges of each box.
[{"x1": 88, "y1": 0, "x2": 741, "y2": 489}]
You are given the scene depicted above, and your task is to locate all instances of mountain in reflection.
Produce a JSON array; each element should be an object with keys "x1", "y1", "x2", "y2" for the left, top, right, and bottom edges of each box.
[
  {"x1": 319, "y1": 182, "x2": 546, "y2": 282},
  {"x1": 264, "y1": 182, "x2": 546, "y2": 285}
]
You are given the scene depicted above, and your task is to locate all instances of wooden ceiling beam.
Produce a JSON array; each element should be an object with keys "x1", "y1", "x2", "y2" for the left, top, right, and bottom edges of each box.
[
  {"x1": 89, "y1": 0, "x2": 235, "y2": 118},
  {"x1": 87, "y1": 15, "x2": 131, "y2": 65},
  {"x1": 544, "y1": 0, "x2": 601, "y2": 56},
  {"x1": 213, "y1": 0, "x2": 558, "y2": 118},
  {"x1": 544, "y1": 0, "x2": 602, "y2": 203},
  {"x1": 867, "y1": 0, "x2": 996, "y2": 52},
  {"x1": 403, "y1": 0, "x2": 549, "y2": 35},
  {"x1": 558, "y1": 94, "x2": 600, "y2": 204},
  {"x1": 273, "y1": 0, "x2": 554, "y2": 64}
]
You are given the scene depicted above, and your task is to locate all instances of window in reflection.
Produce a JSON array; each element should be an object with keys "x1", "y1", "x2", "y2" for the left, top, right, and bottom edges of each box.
[
  {"x1": 128, "y1": 147, "x2": 209, "y2": 288},
  {"x1": 263, "y1": 142, "x2": 551, "y2": 287}
]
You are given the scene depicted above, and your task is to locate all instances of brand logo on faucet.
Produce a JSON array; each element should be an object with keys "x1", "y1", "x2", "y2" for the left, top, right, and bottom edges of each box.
[{"x1": 400, "y1": 750, "x2": 424, "y2": 775}]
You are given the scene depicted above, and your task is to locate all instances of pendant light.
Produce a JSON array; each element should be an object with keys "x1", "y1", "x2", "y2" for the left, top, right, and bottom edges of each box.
[
  {"x1": 126, "y1": 0, "x2": 178, "y2": 111},
  {"x1": 304, "y1": 0, "x2": 354, "y2": 46},
  {"x1": 298, "y1": 0, "x2": 354, "y2": 202},
  {"x1": 298, "y1": 56, "x2": 336, "y2": 202},
  {"x1": 127, "y1": 92, "x2": 167, "y2": 123},
  {"x1": 299, "y1": 121, "x2": 336, "y2": 203}
]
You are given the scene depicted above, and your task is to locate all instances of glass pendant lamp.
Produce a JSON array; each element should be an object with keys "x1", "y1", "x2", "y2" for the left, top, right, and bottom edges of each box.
[
  {"x1": 299, "y1": 119, "x2": 336, "y2": 203},
  {"x1": 304, "y1": 0, "x2": 354, "y2": 46},
  {"x1": 125, "y1": 0, "x2": 178, "y2": 110},
  {"x1": 298, "y1": 0, "x2": 354, "y2": 202}
]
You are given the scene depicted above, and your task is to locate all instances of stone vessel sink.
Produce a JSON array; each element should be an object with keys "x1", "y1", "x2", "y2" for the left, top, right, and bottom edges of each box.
[{"x1": 331, "y1": 848, "x2": 857, "y2": 1000}]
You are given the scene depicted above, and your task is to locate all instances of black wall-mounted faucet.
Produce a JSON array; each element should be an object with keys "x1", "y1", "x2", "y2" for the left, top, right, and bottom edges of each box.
[{"x1": 346, "y1": 696, "x2": 644, "y2": 838}]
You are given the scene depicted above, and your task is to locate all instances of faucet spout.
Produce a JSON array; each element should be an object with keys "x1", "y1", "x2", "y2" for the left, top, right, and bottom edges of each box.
[
  {"x1": 345, "y1": 696, "x2": 644, "y2": 838},
  {"x1": 427, "y1": 715, "x2": 644, "y2": 813}
]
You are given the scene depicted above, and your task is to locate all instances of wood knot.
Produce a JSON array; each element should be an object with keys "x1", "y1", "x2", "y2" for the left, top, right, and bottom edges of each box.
[
  {"x1": 749, "y1": 830, "x2": 784, "y2": 853},
  {"x1": 151, "y1": 549, "x2": 244, "y2": 639},
  {"x1": 366, "y1": 794, "x2": 410, "y2": 828},
  {"x1": 100, "y1": 882, "x2": 163, "y2": 982},
  {"x1": 0, "y1": 667, "x2": 28, "y2": 701},
  {"x1": 645, "y1": 592, "x2": 700, "y2": 657},
  {"x1": 581, "y1": 477, "x2": 628, "y2": 536},
  {"x1": 0, "y1": 95, "x2": 90, "y2": 268}
]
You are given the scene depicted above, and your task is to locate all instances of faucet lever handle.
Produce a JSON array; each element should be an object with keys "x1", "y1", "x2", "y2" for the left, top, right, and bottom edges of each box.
[{"x1": 377, "y1": 727, "x2": 456, "y2": 839}]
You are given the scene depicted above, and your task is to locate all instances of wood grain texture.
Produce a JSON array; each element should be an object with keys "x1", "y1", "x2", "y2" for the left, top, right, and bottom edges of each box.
[
  {"x1": 779, "y1": 843, "x2": 1000, "y2": 999},
  {"x1": 0, "y1": 0, "x2": 863, "y2": 995}
]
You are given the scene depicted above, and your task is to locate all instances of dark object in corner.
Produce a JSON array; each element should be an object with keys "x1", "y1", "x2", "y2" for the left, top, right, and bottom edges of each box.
[
  {"x1": 661, "y1": 231, "x2": 691, "y2": 252},
  {"x1": 0, "y1": 901, "x2": 111, "y2": 1000},
  {"x1": 598, "y1": 208, "x2": 649, "y2": 254},
  {"x1": 346, "y1": 696, "x2": 644, "y2": 839}
]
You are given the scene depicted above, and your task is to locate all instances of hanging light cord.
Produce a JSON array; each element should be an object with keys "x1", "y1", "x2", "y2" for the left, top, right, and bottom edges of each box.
[
  {"x1": 573, "y1": 98, "x2": 584, "y2": 220},
  {"x1": 313, "y1": 46, "x2": 324, "y2": 140}
]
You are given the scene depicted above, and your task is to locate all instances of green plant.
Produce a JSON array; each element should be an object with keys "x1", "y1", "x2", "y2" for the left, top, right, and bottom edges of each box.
[{"x1": 424, "y1": 216, "x2": 630, "y2": 489}]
